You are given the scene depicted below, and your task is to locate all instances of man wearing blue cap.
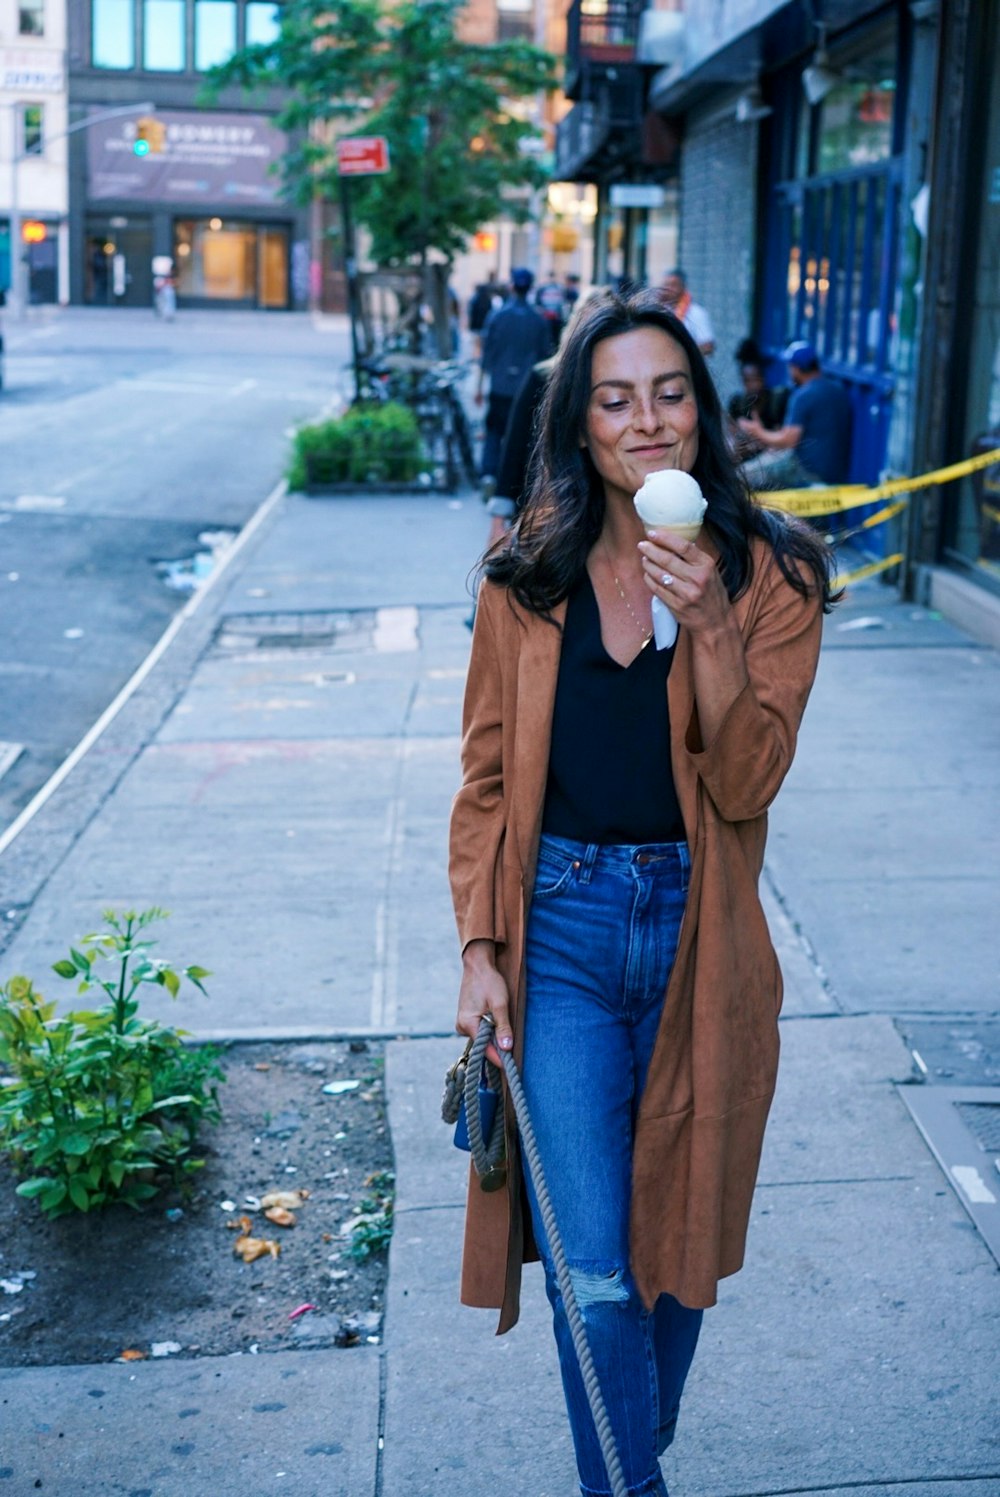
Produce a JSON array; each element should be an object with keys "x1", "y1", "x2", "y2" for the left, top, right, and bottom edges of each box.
[
  {"x1": 476, "y1": 267, "x2": 551, "y2": 483},
  {"x1": 737, "y1": 341, "x2": 852, "y2": 489}
]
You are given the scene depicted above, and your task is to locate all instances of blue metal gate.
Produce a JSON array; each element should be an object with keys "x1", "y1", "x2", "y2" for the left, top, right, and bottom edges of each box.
[{"x1": 762, "y1": 159, "x2": 902, "y2": 494}]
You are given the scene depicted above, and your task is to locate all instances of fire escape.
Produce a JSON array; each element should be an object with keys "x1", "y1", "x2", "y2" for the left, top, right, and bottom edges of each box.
[{"x1": 556, "y1": 0, "x2": 647, "y2": 182}]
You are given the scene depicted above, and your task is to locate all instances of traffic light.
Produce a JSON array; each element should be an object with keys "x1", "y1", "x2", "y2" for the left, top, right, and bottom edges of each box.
[{"x1": 134, "y1": 117, "x2": 167, "y2": 156}]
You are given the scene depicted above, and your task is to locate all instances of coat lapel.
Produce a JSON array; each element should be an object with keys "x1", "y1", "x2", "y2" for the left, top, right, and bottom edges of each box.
[
  {"x1": 511, "y1": 598, "x2": 566, "y2": 869},
  {"x1": 667, "y1": 624, "x2": 700, "y2": 849}
]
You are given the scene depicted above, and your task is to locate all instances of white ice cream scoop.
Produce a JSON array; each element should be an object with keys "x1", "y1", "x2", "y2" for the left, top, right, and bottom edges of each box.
[
  {"x1": 633, "y1": 469, "x2": 706, "y2": 539},
  {"x1": 633, "y1": 471, "x2": 706, "y2": 649}
]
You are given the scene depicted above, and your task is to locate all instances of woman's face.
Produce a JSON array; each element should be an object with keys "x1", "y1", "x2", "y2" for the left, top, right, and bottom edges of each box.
[{"x1": 582, "y1": 325, "x2": 700, "y2": 506}]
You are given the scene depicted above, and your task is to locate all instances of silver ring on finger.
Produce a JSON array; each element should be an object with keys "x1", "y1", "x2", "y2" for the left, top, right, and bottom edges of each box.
[{"x1": 661, "y1": 571, "x2": 674, "y2": 587}]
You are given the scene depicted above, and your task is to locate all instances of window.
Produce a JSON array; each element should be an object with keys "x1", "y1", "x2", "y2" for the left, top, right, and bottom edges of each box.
[
  {"x1": 144, "y1": 0, "x2": 185, "y2": 69},
  {"x1": 245, "y1": 1, "x2": 280, "y2": 45},
  {"x1": 496, "y1": 0, "x2": 532, "y2": 42},
  {"x1": 22, "y1": 105, "x2": 44, "y2": 156},
  {"x1": 93, "y1": 0, "x2": 135, "y2": 68},
  {"x1": 19, "y1": 0, "x2": 44, "y2": 35},
  {"x1": 195, "y1": 0, "x2": 237, "y2": 70}
]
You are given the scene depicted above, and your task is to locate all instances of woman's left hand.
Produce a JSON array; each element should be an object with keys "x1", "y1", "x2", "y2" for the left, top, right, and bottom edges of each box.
[{"x1": 638, "y1": 530, "x2": 732, "y2": 638}]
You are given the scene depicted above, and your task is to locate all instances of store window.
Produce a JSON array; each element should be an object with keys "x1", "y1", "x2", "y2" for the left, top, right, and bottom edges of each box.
[
  {"x1": 93, "y1": 0, "x2": 135, "y2": 68},
  {"x1": 195, "y1": 0, "x2": 237, "y2": 70},
  {"x1": 174, "y1": 217, "x2": 288, "y2": 307},
  {"x1": 774, "y1": 21, "x2": 902, "y2": 372},
  {"x1": 19, "y1": 0, "x2": 44, "y2": 35},
  {"x1": 245, "y1": 1, "x2": 280, "y2": 45},
  {"x1": 796, "y1": 29, "x2": 897, "y2": 177},
  {"x1": 22, "y1": 105, "x2": 44, "y2": 156},
  {"x1": 144, "y1": 0, "x2": 185, "y2": 69}
]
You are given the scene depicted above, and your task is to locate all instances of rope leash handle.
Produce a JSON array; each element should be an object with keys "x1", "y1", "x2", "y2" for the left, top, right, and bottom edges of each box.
[{"x1": 468, "y1": 1018, "x2": 629, "y2": 1497}]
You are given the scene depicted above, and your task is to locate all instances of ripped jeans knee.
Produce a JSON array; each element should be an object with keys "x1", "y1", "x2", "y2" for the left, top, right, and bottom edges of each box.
[{"x1": 563, "y1": 1262, "x2": 631, "y2": 1309}]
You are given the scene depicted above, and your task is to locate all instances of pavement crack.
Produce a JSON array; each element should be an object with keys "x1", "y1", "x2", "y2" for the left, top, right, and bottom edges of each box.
[{"x1": 374, "y1": 1346, "x2": 388, "y2": 1496}]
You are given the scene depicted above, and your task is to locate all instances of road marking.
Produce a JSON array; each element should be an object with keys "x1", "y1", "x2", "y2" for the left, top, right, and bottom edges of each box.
[
  {"x1": 373, "y1": 606, "x2": 419, "y2": 653},
  {"x1": 2, "y1": 495, "x2": 67, "y2": 511},
  {"x1": 0, "y1": 477, "x2": 288, "y2": 860},
  {"x1": 0, "y1": 744, "x2": 24, "y2": 784},
  {"x1": 951, "y1": 1165, "x2": 997, "y2": 1206},
  {"x1": 120, "y1": 378, "x2": 250, "y2": 395}
]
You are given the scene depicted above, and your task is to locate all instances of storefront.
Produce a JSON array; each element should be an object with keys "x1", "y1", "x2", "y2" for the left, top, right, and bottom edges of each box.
[
  {"x1": 758, "y1": 14, "x2": 907, "y2": 490},
  {"x1": 941, "y1": 9, "x2": 1000, "y2": 588},
  {"x1": 73, "y1": 108, "x2": 302, "y2": 309}
]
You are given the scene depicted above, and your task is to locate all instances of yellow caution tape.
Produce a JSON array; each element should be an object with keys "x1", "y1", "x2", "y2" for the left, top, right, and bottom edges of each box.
[
  {"x1": 833, "y1": 552, "x2": 905, "y2": 589},
  {"x1": 757, "y1": 445, "x2": 1000, "y2": 518},
  {"x1": 982, "y1": 502, "x2": 1000, "y2": 525}
]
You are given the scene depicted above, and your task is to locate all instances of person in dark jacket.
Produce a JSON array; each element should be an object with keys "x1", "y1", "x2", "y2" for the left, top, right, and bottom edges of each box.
[{"x1": 476, "y1": 267, "x2": 551, "y2": 481}]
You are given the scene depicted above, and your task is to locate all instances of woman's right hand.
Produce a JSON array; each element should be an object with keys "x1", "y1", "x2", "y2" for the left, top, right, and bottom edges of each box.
[{"x1": 456, "y1": 939, "x2": 513, "y2": 1066}]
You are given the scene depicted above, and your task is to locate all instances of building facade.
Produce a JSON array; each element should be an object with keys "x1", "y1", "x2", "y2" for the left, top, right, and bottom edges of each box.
[
  {"x1": 65, "y1": 0, "x2": 309, "y2": 309},
  {"x1": 554, "y1": 0, "x2": 999, "y2": 634},
  {"x1": 1, "y1": 0, "x2": 70, "y2": 305}
]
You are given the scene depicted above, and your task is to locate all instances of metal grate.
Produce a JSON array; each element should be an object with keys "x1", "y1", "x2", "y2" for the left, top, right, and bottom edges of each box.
[
  {"x1": 214, "y1": 611, "x2": 375, "y2": 655},
  {"x1": 956, "y1": 1102, "x2": 1000, "y2": 1153}
]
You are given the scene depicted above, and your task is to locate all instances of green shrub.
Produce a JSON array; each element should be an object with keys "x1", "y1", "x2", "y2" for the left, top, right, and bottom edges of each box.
[
  {"x1": 287, "y1": 401, "x2": 424, "y2": 489},
  {"x1": 347, "y1": 1170, "x2": 395, "y2": 1262},
  {"x1": 0, "y1": 908, "x2": 224, "y2": 1219}
]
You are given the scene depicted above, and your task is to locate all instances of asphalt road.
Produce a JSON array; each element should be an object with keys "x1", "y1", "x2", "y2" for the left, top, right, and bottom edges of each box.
[{"x1": 0, "y1": 305, "x2": 351, "y2": 834}]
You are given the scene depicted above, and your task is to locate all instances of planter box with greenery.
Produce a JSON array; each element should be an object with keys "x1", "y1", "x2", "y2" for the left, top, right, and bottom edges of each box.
[{"x1": 287, "y1": 401, "x2": 426, "y2": 494}]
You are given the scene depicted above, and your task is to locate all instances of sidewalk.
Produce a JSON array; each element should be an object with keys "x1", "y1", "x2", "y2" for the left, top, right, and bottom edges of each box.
[{"x1": 1, "y1": 490, "x2": 998, "y2": 1496}]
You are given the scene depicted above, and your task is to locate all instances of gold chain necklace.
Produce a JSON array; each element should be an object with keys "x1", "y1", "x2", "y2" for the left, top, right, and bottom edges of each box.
[{"x1": 603, "y1": 539, "x2": 652, "y2": 648}]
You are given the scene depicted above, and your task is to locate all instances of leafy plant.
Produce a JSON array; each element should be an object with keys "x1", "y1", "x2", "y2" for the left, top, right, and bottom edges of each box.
[
  {"x1": 0, "y1": 908, "x2": 224, "y2": 1219},
  {"x1": 287, "y1": 401, "x2": 424, "y2": 489},
  {"x1": 204, "y1": 0, "x2": 556, "y2": 268},
  {"x1": 348, "y1": 1170, "x2": 395, "y2": 1261}
]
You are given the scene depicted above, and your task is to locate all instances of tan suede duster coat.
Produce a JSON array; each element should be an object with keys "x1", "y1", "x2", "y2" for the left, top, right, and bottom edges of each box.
[{"x1": 449, "y1": 536, "x2": 823, "y2": 1333}]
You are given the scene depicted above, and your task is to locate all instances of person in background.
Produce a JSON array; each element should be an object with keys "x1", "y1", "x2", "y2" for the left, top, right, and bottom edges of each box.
[
  {"x1": 535, "y1": 270, "x2": 569, "y2": 353},
  {"x1": 467, "y1": 272, "x2": 502, "y2": 356},
  {"x1": 727, "y1": 345, "x2": 789, "y2": 461},
  {"x1": 738, "y1": 340, "x2": 852, "y2": 488},
  {"x1": 563, "y1": 271, "x2": 582, "y2": 313},
  {"x1": 451, "y1": 286, "x2": 838, "y2": 1497},
  {"x1": 659, "y1": 268, "x2": 716, "y2": 356},
  {"x1": 476, "y1": 267, "x2": 551, "y2": 483}
]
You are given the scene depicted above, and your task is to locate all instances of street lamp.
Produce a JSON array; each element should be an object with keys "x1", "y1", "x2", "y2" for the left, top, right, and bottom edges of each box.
[{"x1": 6, "y1": 99, "x2": 155, "y2": 318}]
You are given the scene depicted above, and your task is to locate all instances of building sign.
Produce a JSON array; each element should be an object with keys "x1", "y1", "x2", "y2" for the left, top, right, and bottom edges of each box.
[
  {"x1": 87, "y1": 110, "x2": 286, "y2": 205},
  {"x1": 0, "y1": 47, "x2": 65, "y2": 94},
  {"x1": 609, "y1": 183, "x2": 666, "y2": 209}
]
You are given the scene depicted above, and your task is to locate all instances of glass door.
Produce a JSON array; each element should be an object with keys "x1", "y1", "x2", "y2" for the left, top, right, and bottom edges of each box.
[{"x1": 258, "y1": 226, "x2": 288, "y2": 309}]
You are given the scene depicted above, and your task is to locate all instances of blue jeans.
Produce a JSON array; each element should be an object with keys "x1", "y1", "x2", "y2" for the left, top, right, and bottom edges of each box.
[{"x1": 522, "y1": 834, "x2": 704, "y2": 1497}]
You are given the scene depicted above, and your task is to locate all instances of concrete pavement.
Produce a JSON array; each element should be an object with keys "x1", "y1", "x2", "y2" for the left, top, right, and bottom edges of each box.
[{"x1": 1, "y1": 488, "x2": 997, "y2": 1496}]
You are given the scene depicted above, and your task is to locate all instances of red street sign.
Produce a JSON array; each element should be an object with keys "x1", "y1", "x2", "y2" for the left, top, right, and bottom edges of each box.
[{"x1": 336, "y1": 136, "x2": 391, "y2": 176}]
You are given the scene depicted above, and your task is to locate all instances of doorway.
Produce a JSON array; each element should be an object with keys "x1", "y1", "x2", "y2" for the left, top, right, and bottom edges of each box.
[{"x1": 84, "y1": 216, "x2": 154, "y2": 307}]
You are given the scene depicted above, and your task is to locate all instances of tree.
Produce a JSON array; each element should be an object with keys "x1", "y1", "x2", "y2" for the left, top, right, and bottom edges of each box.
[{"x1": 208, "y1": 0, "x2": 556, "y2": 268}]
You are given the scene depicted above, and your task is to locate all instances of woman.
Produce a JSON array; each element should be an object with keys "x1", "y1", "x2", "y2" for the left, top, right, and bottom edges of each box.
[
  {"x1": 449, "y1": 289, "x2": 838, "y2": 1497},
  {"x1": 727, "y1": 355, "x2": 789, "y2": 460}
]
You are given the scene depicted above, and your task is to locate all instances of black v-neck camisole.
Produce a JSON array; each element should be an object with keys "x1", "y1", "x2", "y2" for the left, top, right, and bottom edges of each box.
[{"x1": 541, "y1": 570, "x2": 685, "y2": 845}]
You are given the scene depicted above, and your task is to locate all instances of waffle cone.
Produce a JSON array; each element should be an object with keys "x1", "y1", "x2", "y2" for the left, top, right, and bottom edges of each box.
[{"x1": 643, "y1": 520, "x2": 702, "y2": 541}]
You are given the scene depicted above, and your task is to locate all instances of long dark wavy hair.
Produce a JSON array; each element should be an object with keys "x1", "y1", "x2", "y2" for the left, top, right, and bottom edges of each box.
[{"x1": 484, "y1": 288, "x2": 841, "y2": 615}]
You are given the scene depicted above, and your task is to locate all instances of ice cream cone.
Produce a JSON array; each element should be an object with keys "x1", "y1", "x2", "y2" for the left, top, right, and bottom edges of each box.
[
  {"x1": 634, "y1": 470, "x2": 707, "y2": 535},
  {"x1": 658, "y1": 520, "x2": 702, "y2": 541}
]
